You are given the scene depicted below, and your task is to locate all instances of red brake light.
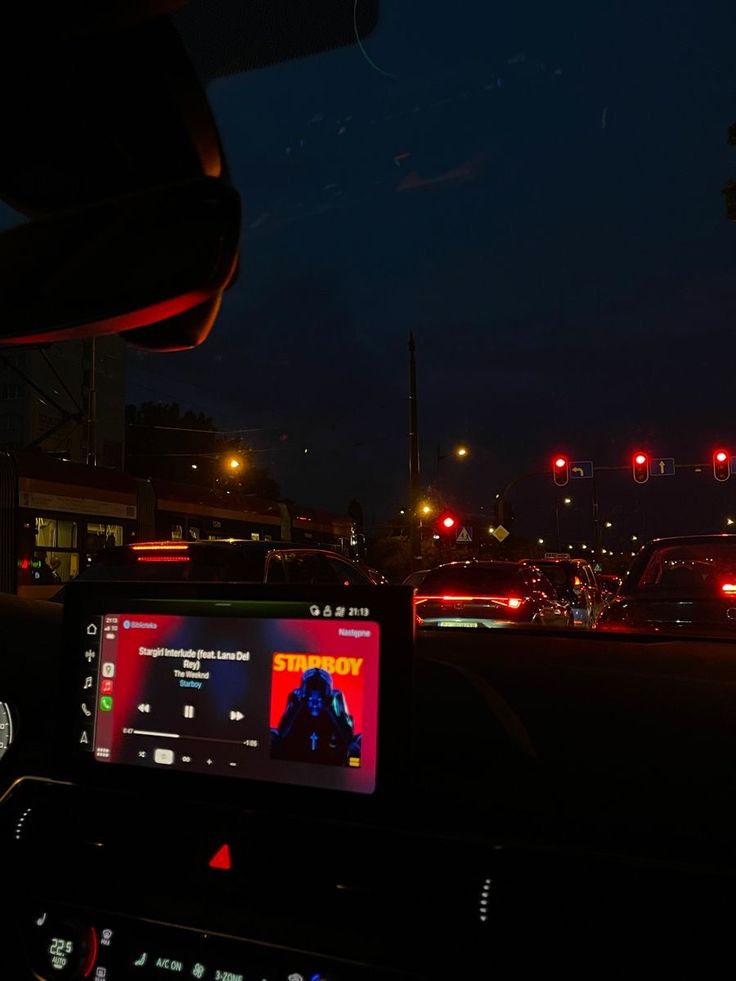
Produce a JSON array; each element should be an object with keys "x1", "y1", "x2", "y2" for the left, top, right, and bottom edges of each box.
[
  {"x1": 422, "y1": 594, "x2": 524, "y2": 607},
  {"x1": 136, "y1": 555, "x2": 191, "y2": 563},
  {"x1": 722, "y1": 583, "x2": 736, "y2": 594}
]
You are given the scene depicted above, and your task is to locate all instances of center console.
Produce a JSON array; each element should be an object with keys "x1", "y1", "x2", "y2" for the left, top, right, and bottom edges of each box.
[{"x1": 6, "y1": 583, "x2": 494, "y2": 981}]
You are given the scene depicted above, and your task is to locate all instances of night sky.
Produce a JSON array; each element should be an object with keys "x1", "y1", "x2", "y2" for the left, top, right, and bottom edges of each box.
[{"x1": 17, "y1": 1, "x2": 736, "y2": 544}]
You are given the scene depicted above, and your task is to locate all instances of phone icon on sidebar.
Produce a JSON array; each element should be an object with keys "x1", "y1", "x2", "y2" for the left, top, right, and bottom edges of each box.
[
  {"x1": 81, "y1": 703, "x2": 91, "y2": 717},
  {"x1": 99, "y1": 696, "x2": 113, "y2": 713}
]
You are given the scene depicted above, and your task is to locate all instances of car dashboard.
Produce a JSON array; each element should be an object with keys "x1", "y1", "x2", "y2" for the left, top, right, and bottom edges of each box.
[{"x1": 2, "y1": 587, "x2": 736, "y2": 977}]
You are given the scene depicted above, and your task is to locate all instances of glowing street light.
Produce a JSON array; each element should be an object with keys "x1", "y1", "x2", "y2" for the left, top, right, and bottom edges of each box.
[
  {"x1": 226, "y1": 455, "x2": 243, "y2": 471},
  {"x1": 455, "y1": 445, "x2": 469, "y2": 458},
  {"x1": 563, "y1": 497, "x2": 572, "y2": 506},
  {"x1": 538, "y1": 538, "x2": 544, "y2": 545}
]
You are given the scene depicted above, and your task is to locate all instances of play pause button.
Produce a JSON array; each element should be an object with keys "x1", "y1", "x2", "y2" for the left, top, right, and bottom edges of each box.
[{"x1": 183, "y1": 705, "x2": 195, "y2": 719}]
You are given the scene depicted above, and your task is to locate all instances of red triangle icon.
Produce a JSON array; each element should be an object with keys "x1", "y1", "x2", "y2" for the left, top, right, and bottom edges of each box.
[{"x1": 208, "y1": 843, "x2": 232, "y2": 870}]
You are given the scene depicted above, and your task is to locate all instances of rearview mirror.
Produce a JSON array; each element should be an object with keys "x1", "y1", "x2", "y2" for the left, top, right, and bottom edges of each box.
[
  {"x1": 0, "y1": 178, "x2": 239, "y2": 350},
  {"x1": 0, "y1": 1, "x2": 379, "y2": 349}
]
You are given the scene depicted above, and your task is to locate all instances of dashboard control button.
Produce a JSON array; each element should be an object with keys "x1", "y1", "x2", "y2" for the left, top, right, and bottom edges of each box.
[
  {"x1": 154, "y1": 748, "x2": 175, "y2": 765},
  {"x1": 208, "y1": 843, "x2": 232, "y2": 870},
  {"x1": 30, "y1": 917, "x2": 98, "y2": 980}
]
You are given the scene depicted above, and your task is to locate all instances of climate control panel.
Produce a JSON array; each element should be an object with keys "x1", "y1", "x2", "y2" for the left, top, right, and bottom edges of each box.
[{"x1": 28, "y1": 905, "x2": 415, "y2": 981}]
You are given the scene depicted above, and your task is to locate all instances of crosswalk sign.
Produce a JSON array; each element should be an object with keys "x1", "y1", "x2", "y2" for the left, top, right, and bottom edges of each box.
[{"x1": 456, "y1": 527, "x2": 472, "y2": 543}]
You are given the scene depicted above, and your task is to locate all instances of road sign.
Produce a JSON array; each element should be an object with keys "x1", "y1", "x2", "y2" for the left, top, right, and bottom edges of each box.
[
  {"x1": 649, "y1": 457, "x2": 675, "y2": 477},
  {"x1": 456, "y1": 527, "x2": 472, "y2": 543},
  {"x1": 569, "y1": 460, "x2": 594, "y2": 479},
  {"x1": 492, "y1": 525, "x2": 509, "y2": 542}
]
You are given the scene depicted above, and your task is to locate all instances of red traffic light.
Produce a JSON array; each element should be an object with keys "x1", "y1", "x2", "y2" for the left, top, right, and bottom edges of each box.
[
  {"x1": 441, "y1": 516, "x2": 456, "y2": 530},
  {"x1": 632, "y1": 451, "x2": 649, "y2": 484},
  {"x1": 552, "y1": 455, "x2": 569, "y2": 486},
  {"x1": 714, "y1": 449, "x2": 731, "y2": 482}
]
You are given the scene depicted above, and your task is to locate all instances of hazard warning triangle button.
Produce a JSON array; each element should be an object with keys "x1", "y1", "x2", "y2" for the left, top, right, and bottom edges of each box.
[{"x1": 208, "y1": 843, "x2": 232, "y2": 870}]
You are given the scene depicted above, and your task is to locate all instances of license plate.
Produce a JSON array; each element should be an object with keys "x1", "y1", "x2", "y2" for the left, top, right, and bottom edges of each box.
[{"x1": 437, "y1": 620, "x2": 479, "y2": 628}]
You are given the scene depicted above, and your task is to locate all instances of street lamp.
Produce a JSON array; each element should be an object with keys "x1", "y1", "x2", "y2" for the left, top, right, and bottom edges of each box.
[
  {"x1": 605, "y1": 521, "x2": 613, "y2": 528},
  {"x1": 727, "y1": 517, "x2": 735, "y2": 527},
  {"x1": 436, "y1": 443, "x2": 470, "y2": 480},
  {"x1": 564, "y1": 497, "x2": 572, "y2": 506}
]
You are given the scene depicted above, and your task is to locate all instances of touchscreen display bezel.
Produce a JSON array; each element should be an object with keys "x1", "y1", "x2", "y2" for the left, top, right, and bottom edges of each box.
[{"x1": 61, "y1": 582, "x2": 414, "y2": 814}]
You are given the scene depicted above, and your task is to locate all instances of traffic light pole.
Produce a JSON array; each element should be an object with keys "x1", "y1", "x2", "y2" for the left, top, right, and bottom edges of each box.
[
  {"x1": 591, "y1": 471, "x2": 602, "y2": 563},
  {"x1": 408, "y1": 334, "x2": 422, "y2": 572}
]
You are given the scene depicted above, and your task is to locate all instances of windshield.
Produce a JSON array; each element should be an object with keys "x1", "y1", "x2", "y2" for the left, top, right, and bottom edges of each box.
[
  {"x1": 635, "y1": 543, "x2": 736, "y2": 595},
  {"x1": 85, "y1": 546, "x2": 268, "y2": 582},
  {"x1": 420, "y1": 566, "x2": 523, "y2": 595},
  {"x1": 529, "y1": 564, "x2": 571, "y2": 587},
  {"x1": 2, "y1": 1, "x2": 736, "y2": 639}
]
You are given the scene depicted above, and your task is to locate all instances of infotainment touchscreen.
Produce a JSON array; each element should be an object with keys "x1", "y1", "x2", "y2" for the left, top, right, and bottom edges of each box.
[{"x1": 71, "y1": 586, "x2": 412, "y2": 795}]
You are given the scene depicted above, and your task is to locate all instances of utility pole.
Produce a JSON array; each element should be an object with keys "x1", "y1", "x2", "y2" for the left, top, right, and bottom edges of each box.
[
  {"x1": 408, "y1": 333, "x2": 421, "y2": 571},
  {"x1": 82, "y1": 338, "x2": 97, "y2": 466},
  {"x1": 591, "y1": 471, "x2": 602, "y2": 565}
]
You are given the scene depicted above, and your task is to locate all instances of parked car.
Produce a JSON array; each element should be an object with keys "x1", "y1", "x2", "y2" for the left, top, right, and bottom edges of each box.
[
  {"x1": 596, "y1": 535, "x2": 736, "y2": 636},
  {"x1": 414, "y1": 560, "x2": 573, "y2": 629},
  {"x1": 51, "y1": 540, "x2": 374, "y2": 598},
  {"x1": 519, "y1": 558, "x2": 602, "y2": 627}
]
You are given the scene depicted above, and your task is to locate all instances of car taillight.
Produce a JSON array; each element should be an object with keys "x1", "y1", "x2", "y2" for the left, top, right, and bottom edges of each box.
[
  {"x1": 419, "y1": 594, "x2": 524, "y2": 607},
  {"x1": 722, "y1": 583, "x2": 736, "y2": 595},
  {"x1": 136, "y1": 555, "x2": 191, "y2": 563}
]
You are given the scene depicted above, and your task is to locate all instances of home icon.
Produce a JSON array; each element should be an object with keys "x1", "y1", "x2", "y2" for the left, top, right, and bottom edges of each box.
[{"x1": 86, "y1": 623, "x2": 98, "y2": 636}]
